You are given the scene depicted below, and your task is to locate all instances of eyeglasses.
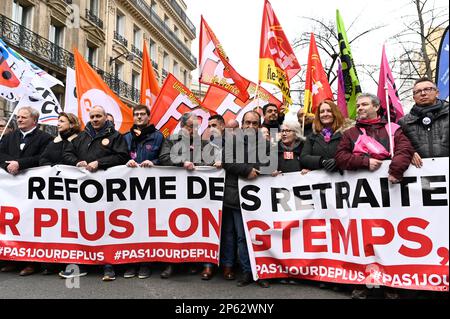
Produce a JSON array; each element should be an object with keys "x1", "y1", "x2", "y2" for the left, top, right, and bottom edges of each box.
[
  {"x1": 413, "y1": 87, "x2": 437, "y2": 96},
  {"x1": 281, "y1": 129, "x2": 295, "y2": 134},
  {"x1": 133, "y1": 112, "x2": 148, "y2": 117}
]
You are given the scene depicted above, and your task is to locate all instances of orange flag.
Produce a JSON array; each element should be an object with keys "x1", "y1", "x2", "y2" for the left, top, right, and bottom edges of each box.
[
  {"x1": 199, "y1": 16, "x2": 250, "y2": 102},
  {"x1": 74, "y1": 48, "x2": 133, "y2": 133},
  {"x1": 303, "y1": 33, "x2": 333, "y2": 115},
  {"x1": 140, "y1": 41, "x2": 160, "y2": 111},
  {"x1": 259, "y1": 0, "x2": 300, "y2": 106},
  {"x1": 149, "y1": 73, "x2": 216, "y2": 137}
]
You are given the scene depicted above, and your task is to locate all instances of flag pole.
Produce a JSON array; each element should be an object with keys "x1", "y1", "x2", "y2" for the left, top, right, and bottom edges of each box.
[{"x1": 385, "y1": 84, "x2": 394, "y2": 158}]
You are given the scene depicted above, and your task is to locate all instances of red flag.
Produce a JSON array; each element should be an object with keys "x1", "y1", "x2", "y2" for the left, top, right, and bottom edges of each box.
[
  {"x1": 202, "y1": 82, "x2": 282, "y2": 124},
  {"x1": 259, "y1": 0, "x2": 300, "y2": 105},
  {"x1": 140, "y1": 41, "x2": 160, "y2": 111},
  {"x1": 303, "y1": 33, "x2": 333, "y2": 115},
  {"x1": 199, "y1": 16, "x2": 250, "y2": 102},
  {"x1": 377, "y1": 45, "x2": 404, "y2": 123},
  {"x1": 74, "y1": 48, "x2": 133, "y2": 133},
  {"x1": 149, "y1": 73, "x2": 216, "y2": 137}
]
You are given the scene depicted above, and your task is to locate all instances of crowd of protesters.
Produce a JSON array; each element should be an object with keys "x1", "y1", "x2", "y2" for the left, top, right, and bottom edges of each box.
[{"x1": 0, "y1": 77, "x2": 448, "y2": 299}]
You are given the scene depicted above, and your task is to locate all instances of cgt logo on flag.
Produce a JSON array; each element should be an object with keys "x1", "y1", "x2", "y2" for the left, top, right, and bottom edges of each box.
[{"x1": 79, "y1": 89, "x2": 122, "y2": 126}]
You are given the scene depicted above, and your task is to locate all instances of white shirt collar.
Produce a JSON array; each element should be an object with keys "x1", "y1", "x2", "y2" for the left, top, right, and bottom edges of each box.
[{"x1": 20, "y1": 126, "x2": 37, "y2": 138}]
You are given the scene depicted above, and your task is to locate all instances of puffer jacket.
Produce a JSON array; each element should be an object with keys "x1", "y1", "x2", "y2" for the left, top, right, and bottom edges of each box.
[
  {"x1": 398, "y1": 100, "x2": 449, "y2": 158},
  {"x1": 63, "y1": 121, "x2": 129, "y2": 169}
]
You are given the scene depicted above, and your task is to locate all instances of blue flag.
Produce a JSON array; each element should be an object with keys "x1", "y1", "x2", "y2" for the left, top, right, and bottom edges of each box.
[{"x1": 436, "y1": 26, "x2": 449, "y2": 101}]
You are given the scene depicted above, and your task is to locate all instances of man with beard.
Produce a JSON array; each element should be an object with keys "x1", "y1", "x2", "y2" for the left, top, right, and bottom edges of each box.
[
  {"x1": 399, "y1": 77, "x2": 449, "y2": 167},
  {"x1": 123, "y1": 104, "x2": 164, "y2": 279},
  {"x1": 261, "y1": 103, "x2": 280, "y2": 132}
]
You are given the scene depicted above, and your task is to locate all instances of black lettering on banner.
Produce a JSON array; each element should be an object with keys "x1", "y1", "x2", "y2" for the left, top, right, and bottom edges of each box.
[
  {"x1": 64, "y1": 179, "x2": 78, "y2": 200},
  {"x1": 335, "y1": 182, "x2": 351, "y2": 209},
  {"x1": 400, "y1": 177, "x2": 418, "y2": 206},
  {"x1": 292, "y1": 186, "x2": 313, "y2": 210},
  {"x1": 380, "y1": 178, "x2": 390, "y2": 207},
  {"x1": 312, "y1": 183, "x2": 332, "y2": 209},
  {"x1": 241, "y1": 185, "x2": 261, "y2": 211},
  {"x1": 352, "y1": 179, "x2": 380, "y2": 208},
  {"x1": 28, "y1": 177, "x2": 45, "y2": 200},
  {"x1": 48, "y1": 177, "x2": 64, "y2": 200},
  {"x1": 106, "y1": 179, "x2": 127, "y2": 202},
  {"x1": 160, "y1": 177, "x2": 176, "y2": 199},
  {"x1": 187, "y1": 176, "x2": 207, "y2": 199},
  {"x1": 422, "y1": 175, "x2": 448, "y2": 206},
  {"x1": 209, "y1": 177, "x2": 224, "y2": 201},
  {"x1": 271, "y1": 188, "x2": 292, "y2": 212},
  {"x1": 80, "y1": 180, "x2": 103, "y2": 203},
  {"x1": 129, "y1": 177, "x2": 156, "y2": 200}
]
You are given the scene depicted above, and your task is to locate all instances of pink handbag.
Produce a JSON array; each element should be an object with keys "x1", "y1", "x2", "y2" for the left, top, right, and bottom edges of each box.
[{"x1": 353, "y1": 123, "x2": 400, "y2": 160}]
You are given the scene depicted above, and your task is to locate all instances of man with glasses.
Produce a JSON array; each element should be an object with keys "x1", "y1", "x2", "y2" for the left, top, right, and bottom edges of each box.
[
  {"x1": 122, "y1": 104, "x2": 164, "y2": 279},
  {"x1": 399, "y1": 77, "x2": 449, "y2": 166}
]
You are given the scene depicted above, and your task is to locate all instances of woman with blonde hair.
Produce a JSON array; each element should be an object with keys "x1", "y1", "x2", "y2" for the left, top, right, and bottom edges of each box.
[{"x1": 301, "y1": 100, "x2": 352, "y2": 174}]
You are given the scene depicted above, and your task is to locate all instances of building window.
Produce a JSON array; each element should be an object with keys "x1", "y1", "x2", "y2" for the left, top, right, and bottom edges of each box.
[
  {"x1": 90, "y1": 0, "x2": 99, "y2": 15},
  {"x1": 184, "y1": 37, "x2": 189, "y2": 46},
  {"x1": 49, "y1": 21, "x2": 64, "y2": 47},
  {"x1": 151, "y1": 0, "x2": 157, "y2": 14},
  {"x1": 163, "y1": 52, "x2": 169, "y2": 72},
  {"x1": 164, "y1": 15, "x2": 170, "y2": 27},
  {"x1": 115, "y1": 62, "x2": 124, "y2": 80},
  {"x1": 150, "y1": 39, "x2": 157, "y2": 60},
  {"x1": 12, "y1": 0, "x2": 33, "y2": 28},
  {"x1": 174, "y1": 25, "x2": 179, "y2": 38},
  {"x1": 133, "y1": 25, "x2": 142, "y2": 50},
  {"x1": 173, "y1": 61, "x2": 179, "y2": 78},
  {"x1": 132, "y1": 71, "x2": 140, "y2": 89},
  {"x1": 183, "y1": 70, "x2": 188, "y2": 86},
  {"x1": 116, "y1": 11, "x2": 125, "y2": 36},
  {"x1": 86, "y1": 43, "x2": 98, "y2": 67}
]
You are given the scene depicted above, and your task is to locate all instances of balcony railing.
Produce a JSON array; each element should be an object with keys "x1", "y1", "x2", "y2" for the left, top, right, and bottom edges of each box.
[
  {"x1": 129, "y1": 0, "x2": 197, "y2": 67},
  {"x1": 0, "y1": 14, "x2": 139, "y2": 103},
  {"x1": 152, "y1": 60, "x2": 158, "y2": 71},
  {"x1": 114, "y1": 31, "x2": 128, "y2": 47},
  {"x1": 85, "y1": 9, "x2": 103, "y2": 29},
  {"x1": 167, "y1": 0, "x2": 196, "y2": 36},
  {"x1": 131, "y1": 44, "x2": 142, "y2": 58}
]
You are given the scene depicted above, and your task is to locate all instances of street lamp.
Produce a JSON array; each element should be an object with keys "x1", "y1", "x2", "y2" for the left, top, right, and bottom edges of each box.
[{"x1": 109, "y1": 52, "x2": 134, "y2": 66}]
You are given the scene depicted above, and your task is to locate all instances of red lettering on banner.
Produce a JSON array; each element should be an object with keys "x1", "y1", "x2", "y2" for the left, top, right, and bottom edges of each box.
[
  {"x1": 362, "y1": 219, "x2": 395, "y2": 257},
  {"x1": 303, "y1": 219, "x2": 328, "y2": 253},
  {"x1": 109, "y1": 209, "x2": 134, "y2": 239},
  {"x1": 148, "y1": 208, "x2": 168, "y2": 237},
  {"x1": 34, "y1": 208, "x2": 58, "y2": 237},
  {"x1": 61, "y1": 208, "x2": 78, "y2": 239},
  {"x1": 0, "y1": 206, "x2": 20, "y2": 235},
  {"x1": 201, "y1": 208, "x2": 221, "y2": 238},
  {"x1": 330, "y1": 219, "x2": 360, "y2": 256},
  {"x1": 247, "y1": 220, "x2": 271, "y2": 251},
  {"x1": 398, "y1": 218, "x2": 433, "y2": 258},
  {"x1": 79, "y1": 211, "x2": 105, "y2": 241},
  {"x1": 169, "y1": 208, "x2": 198, "y2": 238},
  {"x1": 273, "y1": 220, "x2": 300, "y2": 253}
]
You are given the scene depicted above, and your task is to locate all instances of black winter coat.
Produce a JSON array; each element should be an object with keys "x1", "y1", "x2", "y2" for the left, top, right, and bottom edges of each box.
[
  {"x1": 0, "y1": 128, "x2": 52, "y2": 171},
  {"x1": 277, "y1": 140, "x2": 303, "y2": 173},
  {"x1": 63, "y1": 122, "x2": 129, "y2": 169},
  {"x1": 398, "y1": 100, "x2": 449, "y2": 158},
  {"x1": 301, "y1": 131, "x2": 344, "y2": 170},
  {"x1": 39, "y1": 134, "x2": 78, "y2": 166}
]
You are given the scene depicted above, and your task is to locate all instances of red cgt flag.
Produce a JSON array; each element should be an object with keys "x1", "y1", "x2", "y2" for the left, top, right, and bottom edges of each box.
[
  {"x1": 140, "y1": 41, "x2": 160, "y2": 111},
  {"x1": 149, "y1": 73, "x2": 216, "y2": 137},
  {"x1": 259, "y1": 0, "x2": 301, "y2": 105},
  {"x1": 202, "y1": 82, "x2": 282, "y2": 125},
  {"x1": 303, "y1": 33, "x2": 334, "y2": 115},
  {"x1": 74, "y1": 48, "x2": 133, "y2": 133},
  {"x1": 199, "y1": 16, "x2": 250, "y2": 102}
]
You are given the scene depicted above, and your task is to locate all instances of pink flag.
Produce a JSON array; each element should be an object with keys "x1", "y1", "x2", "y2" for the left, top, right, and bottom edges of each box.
[
  {"x1": 337, "y1": 59, "x2": 349, "y2": 118},
  {"x1": 377, "y1": 45, "x2": 404, "y2": 123}
]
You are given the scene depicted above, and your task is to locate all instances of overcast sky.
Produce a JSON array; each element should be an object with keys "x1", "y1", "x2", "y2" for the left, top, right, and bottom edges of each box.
[{"x1": 184, "y1": 0, "x2": 448, "y2": 105}]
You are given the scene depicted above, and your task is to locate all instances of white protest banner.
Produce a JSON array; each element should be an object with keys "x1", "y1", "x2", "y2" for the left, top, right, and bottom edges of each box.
[
  {"x1": 63, "y1": 67, "x2": 78, "y2": 115},
  {"x1": 0, "y1": 166, "x2": 225, "y2": 265},
  {"x1": 239, "y1": 158, "x2": 449, "y2": 292}
]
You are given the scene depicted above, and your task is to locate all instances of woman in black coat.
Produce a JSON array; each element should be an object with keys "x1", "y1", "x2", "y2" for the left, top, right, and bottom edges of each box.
[
  {"x1": 273, "y1": 120, "x2": 305, "y2": 175},
  {"x1": 40, "y1": 112, "x2": 81, "y2": 166},
  {"x1": 301, "y1": 100, "x2": 352, "y2": 174}
]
